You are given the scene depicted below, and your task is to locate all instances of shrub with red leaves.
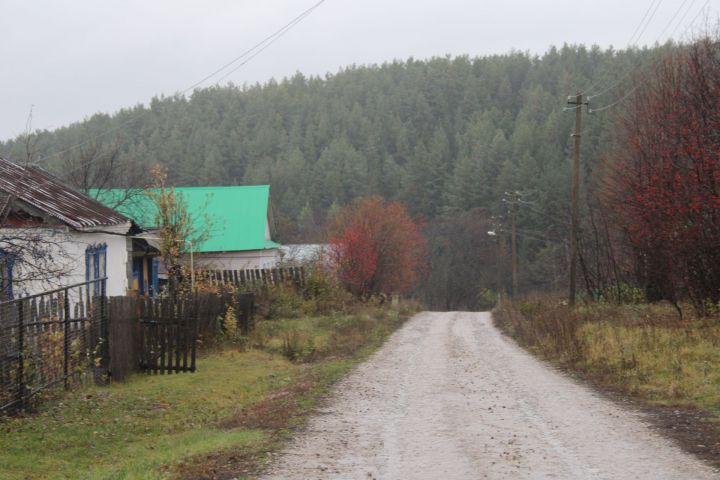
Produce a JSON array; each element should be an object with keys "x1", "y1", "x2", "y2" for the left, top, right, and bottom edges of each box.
[
  {"x1": 329, "y1": 196, "x2": 426, "y2": 297},
  {"x1": 603, "y1": 38, "x2": 720, "y2": 312}
]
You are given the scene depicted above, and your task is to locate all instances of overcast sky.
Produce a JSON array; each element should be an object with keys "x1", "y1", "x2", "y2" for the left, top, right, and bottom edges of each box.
[{"x1": 1, "y1": 0, "x2": 714, "y2": 140}]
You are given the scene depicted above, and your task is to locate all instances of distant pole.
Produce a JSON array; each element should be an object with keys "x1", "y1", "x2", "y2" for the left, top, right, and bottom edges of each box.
[
  {"x1": 511, "y1": 201, "x2": 518, "y2": 298},
  {"x1": 567, "y1": 93, "x2": 587, "y2": 306}
]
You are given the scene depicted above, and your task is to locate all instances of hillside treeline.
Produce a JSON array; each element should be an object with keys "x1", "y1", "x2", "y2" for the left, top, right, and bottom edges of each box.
[{"x1": 1, "y1": 44, "x2": 663, "y2": 305}]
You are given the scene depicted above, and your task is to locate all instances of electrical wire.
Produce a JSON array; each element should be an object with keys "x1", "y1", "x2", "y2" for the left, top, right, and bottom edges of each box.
[
  {"x1": 183, "y1": 0, "x2": 325, "y2": 92},
  {"x1": 588, "y1": 85, "x2": 640, "y2": 113},
  {"x1": 577, "y1": 0, "x2": 663, "y2": 96},
  {"x1": 588, "y1": 0, "x2": 708, "y2": 100},
  {"x1": 32, "y1": 0, "x2": 327, "y2": 171},
  {"x1": 586, "y1": 0, "x2": 711, "y2": 113}
]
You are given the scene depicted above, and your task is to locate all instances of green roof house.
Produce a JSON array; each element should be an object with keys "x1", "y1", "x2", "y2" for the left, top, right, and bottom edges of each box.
[{"x1": 95, "y1": 185, "x2": 281, "y2": 271}]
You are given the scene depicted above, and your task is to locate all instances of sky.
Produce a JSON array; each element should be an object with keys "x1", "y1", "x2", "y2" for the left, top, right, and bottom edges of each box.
[{"x1": 1, "y1": 0, "x2": 715, "y2": 140}]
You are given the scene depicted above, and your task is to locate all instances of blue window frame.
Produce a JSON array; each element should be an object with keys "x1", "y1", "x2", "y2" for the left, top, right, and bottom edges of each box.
[
  {"x1": 0, "y1": 250, "x2": 13, "y2": 301},
  {"x1": 85, "y1": 243, "x2": 107, "y2": 296}
]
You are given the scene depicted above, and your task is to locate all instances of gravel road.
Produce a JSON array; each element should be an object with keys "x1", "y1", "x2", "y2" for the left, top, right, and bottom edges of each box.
[{"x1": 261, "y1": 312, "x2": 718, "y2": 479}]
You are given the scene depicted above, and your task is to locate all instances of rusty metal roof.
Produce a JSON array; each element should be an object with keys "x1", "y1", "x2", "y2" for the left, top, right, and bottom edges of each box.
[{"x1": 0, "y1": 156, "x2": 130, "y2": 229}]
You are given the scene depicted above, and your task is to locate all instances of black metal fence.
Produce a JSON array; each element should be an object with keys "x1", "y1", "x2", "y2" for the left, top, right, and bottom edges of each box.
[{"x1": 0, "y1": 278, "x2": 108, "y2": 414}]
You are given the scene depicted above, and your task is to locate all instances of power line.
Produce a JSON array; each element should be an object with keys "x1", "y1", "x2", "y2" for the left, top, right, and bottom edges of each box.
[
  {"x1": 183, "y1": 0, "x2": 325, "y2": 92},
  {"x1": 577, "y1": 0, "x2": 663, "y2": 96},
  {"x1": 588, "y1": 85, "x2": 640, "y2": 113},
  {"x1": 34, "y1": 0, "x2": 327, "y2": 172},
  {"x1": 587, "y1": 0, "x2": 711, "y2": 113},
  {"x1": 214, "y1": 4, "x2": 323, "y2": 85},
  {"x1": 588, "y1": 0, "x2": 708, "y2": 100},
  {"x1": 628, "y1": 0, "x2": 663, "y2": 46}
]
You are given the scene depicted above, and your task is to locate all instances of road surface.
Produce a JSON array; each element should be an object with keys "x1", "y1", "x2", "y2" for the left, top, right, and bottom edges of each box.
[{"x1": 261, "y1": 312, "x2": 718, "y2": 479}]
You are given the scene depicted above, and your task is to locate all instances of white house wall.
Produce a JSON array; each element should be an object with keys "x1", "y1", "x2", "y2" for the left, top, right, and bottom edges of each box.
[
  {"x1": 4, "y1": 228, "x2": 131, "y2": 298},
  {"x1": 193, "y1": 249, "x2": 281, "y2": 271}
]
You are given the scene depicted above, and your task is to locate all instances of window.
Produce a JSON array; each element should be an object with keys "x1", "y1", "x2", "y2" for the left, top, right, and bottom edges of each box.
[
  {"x1": 85, "y1": 243, "x2": 107, "y2": 296},
  {"x1": 0, "y1": 251, "x2": 13, "y2": 301}
]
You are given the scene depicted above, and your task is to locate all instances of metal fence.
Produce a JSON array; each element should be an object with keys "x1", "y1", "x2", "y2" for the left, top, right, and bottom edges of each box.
[{"x1": 0, "y1": 278, "x2": 108, "y2": 414}]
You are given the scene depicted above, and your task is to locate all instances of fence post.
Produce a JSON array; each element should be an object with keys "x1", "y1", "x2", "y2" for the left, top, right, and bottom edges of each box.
[
  {"x1": 16, "y1": 300, "x2": 25, "y2": 411},
  {"x1": 63, "y1": 288, "x2": 70, "y2": 390},
  {"x1": 94, "y1": 279, "x2": 110, "y2": 385}
]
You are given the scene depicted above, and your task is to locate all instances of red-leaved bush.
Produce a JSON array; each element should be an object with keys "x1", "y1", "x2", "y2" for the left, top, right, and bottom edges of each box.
[
  {"x1": 328, "y1": 196, "x2": 426, "y2": 297},
  {"x1": 603, "y1": 38, "x2": 720, "y2": 312}
]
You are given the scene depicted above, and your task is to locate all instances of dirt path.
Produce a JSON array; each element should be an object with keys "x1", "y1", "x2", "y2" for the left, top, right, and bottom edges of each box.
[{"x1": 260, "y1": 312, "x2": 718, "y2": 479}]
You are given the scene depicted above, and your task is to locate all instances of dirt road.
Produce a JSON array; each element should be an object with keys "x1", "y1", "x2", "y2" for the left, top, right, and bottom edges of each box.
[{"x1": 261, "y1": 312, "x2": 718, "y2": 479}]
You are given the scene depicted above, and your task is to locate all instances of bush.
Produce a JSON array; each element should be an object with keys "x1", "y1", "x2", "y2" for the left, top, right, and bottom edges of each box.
[
  {"x1": 601, "y1": 283, "x2": 646, "y2": 304},
  {"x1": 280, "y1": 324, "x2": 316, "y2": 362},
  {"x1": 476, "y1": 288, "x2": 497, "y2": 310}
]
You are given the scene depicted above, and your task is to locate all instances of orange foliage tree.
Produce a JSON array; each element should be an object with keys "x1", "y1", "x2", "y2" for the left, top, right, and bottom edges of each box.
[{"x1": 328, "y1": 196, "x2": 426, "y2": 297}]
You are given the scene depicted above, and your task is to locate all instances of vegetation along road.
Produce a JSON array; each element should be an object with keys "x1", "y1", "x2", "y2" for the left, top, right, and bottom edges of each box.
[{"x1": 261, "y1": 312, "x2": 718, "y2": 479}]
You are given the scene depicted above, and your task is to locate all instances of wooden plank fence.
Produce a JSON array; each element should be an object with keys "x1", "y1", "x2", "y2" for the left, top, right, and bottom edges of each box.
[
  {"x1": 108, "y1": 292, "x2": 255, "y2": 381},
  {"x1": 199, "y1": 266, "x2": 305, "y2": 289}
]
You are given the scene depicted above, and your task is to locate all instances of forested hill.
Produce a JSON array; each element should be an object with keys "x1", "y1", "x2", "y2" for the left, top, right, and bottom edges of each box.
[{"x1": 1, "y1": 45, "x2": 652, "y2": 242}]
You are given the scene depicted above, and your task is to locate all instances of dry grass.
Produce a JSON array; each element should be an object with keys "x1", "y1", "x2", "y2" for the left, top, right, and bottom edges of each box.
[{"x1": 495, "y1": 299, "x2": 720, "y2": 409}]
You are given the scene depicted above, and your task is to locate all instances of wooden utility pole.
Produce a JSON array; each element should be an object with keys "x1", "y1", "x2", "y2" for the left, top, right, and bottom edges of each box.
[
  {"x1": 567, "y1": 93, "x2": 587, "y2": 306},
  {"x1": 503, "y1": 191, "x2": 520, "y2": 298},
  {"x1": 511, "y1": 201, "x2": 518, "y2": 298}
]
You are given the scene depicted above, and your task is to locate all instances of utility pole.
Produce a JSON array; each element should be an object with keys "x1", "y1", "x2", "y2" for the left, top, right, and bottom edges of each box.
[
  {"x1": 511, "y1": 200, "x2": 518, "y2": 298},
  {"x1": 502, "y1": 191, "x2": 520, "y2": 298},
  {"x1": 567, "y1": 93, "x2": 588, "y2": 306}
]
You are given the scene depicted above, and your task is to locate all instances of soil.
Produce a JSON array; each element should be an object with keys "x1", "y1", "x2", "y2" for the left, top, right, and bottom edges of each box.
[{"x1": 259, "y1": 312, "x2": 719, "y2": 479}]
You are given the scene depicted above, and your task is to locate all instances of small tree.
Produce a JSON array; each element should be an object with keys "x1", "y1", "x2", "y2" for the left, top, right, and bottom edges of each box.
[
  {"x1": 146, "y1": 165, "x2": 209, "y2": 300},
  {"x1": 60, "y1": 135, "x2": 147, "y2": 209},
  {"x1": 329, "y1": 196, "x2": 426, "y2": 297}
]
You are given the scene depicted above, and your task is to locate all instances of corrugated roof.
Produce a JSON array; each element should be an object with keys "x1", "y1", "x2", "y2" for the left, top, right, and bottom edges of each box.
[
  {"x1": 0, "y1": 156, "x2": 130, "y2": 229},
  {"x1": 94, "y1": 186, "x2": 280, "y2": 253}
]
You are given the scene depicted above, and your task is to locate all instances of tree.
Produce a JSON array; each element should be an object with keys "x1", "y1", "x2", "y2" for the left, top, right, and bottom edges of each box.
[
  {"x1": 329, "y1": 196, "x2": 426, "y2": 297},
  {"x1": 418, "y1": 209, "x2": 501, "y2": 310},
  {"x1": 146, "y1": 165, "x2": 210, "y2": 299},
  {"x1": 0, "y1": 47, "x2": 667, "y2": 294},
  {"x1": 59, "y1": 134, "x2": 147, "y2": 209},
  {"x1": 603, "y1": 37, "x2": 720, "y2": 313}
]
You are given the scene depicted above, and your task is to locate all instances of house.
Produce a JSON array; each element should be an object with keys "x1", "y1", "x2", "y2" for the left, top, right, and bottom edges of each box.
[
  {"x1": 0, "y1": 157, "x2": 159, "y2": 299},
  {"x1": 96, "y1": 185, "x2": 282, "y2": 272}
]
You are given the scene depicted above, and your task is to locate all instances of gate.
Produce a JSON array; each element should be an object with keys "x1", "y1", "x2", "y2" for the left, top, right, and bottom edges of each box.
[
  {"x1": 108, "y1": 293, "x2": 253, "y2": 379},
  {"x1": 138, "y1": 298, "x2": 197, "y2": 374}
]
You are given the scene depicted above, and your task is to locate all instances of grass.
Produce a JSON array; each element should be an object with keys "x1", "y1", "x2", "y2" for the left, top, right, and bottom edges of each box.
[
  {"x1": 495, "y1": 299, "x2": 720, "y2": 410},
  {"x1": 0, "y1": 304, "x2": 414, "y2": 480}
]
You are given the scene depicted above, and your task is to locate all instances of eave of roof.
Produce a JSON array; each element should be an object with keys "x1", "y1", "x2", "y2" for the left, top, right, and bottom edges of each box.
[{"x1": 0, "y1": 157, "x2": 130, "y2": 230}]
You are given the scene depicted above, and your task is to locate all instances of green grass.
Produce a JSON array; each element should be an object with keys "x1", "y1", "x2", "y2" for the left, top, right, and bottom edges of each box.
[
  {"x1": 0, "y1": 306, "x2": 411, "y2": 480},
  {"x1": 0, "y1": 350, "x2": 293, "y2": 480}
]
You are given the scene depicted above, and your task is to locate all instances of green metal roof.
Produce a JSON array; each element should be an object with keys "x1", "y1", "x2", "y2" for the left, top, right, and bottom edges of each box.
[{"x1": 93, "y1": 186, "x2": 280, "y2": 253}]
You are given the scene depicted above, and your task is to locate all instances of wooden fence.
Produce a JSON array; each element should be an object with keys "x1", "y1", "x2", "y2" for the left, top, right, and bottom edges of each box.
[
  {"x1": 108, "y1": 292, "x2": 254, "y2": 381},
  {"x1": 200, "y1": 266, "x2": 305, "y2": 289}
]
